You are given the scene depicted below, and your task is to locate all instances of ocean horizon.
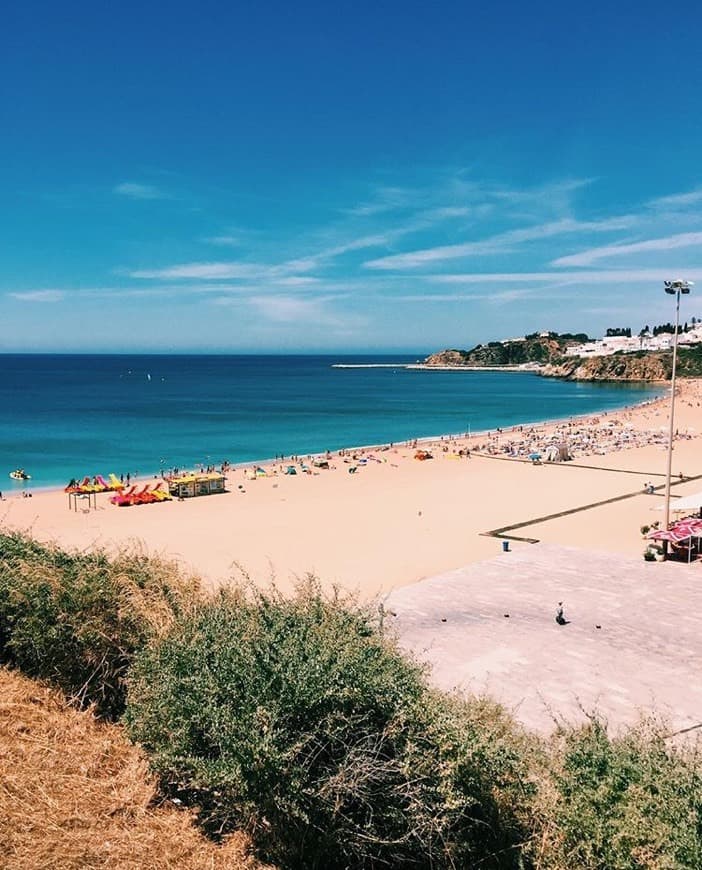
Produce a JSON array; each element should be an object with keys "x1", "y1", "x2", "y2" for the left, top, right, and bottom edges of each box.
[{"x1": 1, "y1": 353, "x2": 663, "y2": 491}]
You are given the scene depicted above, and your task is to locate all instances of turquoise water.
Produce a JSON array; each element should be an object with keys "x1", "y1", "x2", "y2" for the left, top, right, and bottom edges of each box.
[{"x1": 0, "y1": 354, "x2": 662, "y2": 491}]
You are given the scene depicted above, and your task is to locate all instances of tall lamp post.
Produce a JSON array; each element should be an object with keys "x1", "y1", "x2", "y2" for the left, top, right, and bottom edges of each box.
[{"x1": 662, "y1": 279, "x2": 693, "y2": 544}]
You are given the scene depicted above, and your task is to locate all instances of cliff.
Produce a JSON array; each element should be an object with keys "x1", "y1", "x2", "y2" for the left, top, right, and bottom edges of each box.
[
  {"x1": 423, "y1": 349, "x2": 473, "y2": 366},
  {"x1": 425, "y1": 340, "x2": 702, "y2": 382},
  {"x1": 540, "y1": 354, "x2": 671, "y2": 381},
  {"x1": 541, "y1": 345, "x2": 702, "y2": 381},
  {"x1": 424, "y1": 333, "x2": 582, "y2": 368}
]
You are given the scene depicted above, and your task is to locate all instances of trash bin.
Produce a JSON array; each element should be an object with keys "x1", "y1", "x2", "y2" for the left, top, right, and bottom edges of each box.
[{"x1": 501, "y1": 540, "x2": 510, "y2": 553}]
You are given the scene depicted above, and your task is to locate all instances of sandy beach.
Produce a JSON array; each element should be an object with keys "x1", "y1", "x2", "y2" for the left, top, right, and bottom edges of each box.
[{"x1": 3, "y1": 380, "x2": 702, "y2": 597}]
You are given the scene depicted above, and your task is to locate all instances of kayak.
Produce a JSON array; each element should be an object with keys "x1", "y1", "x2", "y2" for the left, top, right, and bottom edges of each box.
[{"x1": 9, "y1": 470, "x2": 31, "y2": 480}]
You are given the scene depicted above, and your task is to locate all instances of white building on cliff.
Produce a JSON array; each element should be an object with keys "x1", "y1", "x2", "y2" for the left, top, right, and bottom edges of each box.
[{"x1": 564, "y1": 327, "x2": 702, "y2": 358}]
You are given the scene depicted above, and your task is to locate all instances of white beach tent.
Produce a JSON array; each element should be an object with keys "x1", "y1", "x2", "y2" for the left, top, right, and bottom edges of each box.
[
  {"x1": 652, "y1": 491, "x2": 702, "y2": 513},
  {"x1": 666, "y1": 491, "x2": 702, "y2": 513}
]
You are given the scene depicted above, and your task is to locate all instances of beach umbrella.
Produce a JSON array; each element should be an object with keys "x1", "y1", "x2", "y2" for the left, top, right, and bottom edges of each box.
[
  {"x1": 672, "y1": 518, "x2": 702, "y2": 537},
  {"x1": 647, "y1": 528, "x2": 690, "y2": 544},
  {"x1": 665, "y1": 520, "x2": 702, "y2": 562}
]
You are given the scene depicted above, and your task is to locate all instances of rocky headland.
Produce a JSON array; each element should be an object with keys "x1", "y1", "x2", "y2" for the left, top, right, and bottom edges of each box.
[
  {"x1": 539, "y1": 353, "x2": 671, "y2": 381},
  {"x1": 424, "y1": 332, "x2": 581, "y2": 369},
  {"x1": 424, "y1": 337, "x2": 702, "y2": 382}
]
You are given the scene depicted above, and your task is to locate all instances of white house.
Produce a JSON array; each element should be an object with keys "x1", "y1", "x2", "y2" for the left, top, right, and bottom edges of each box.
[{"x1": 565, "y1": 331, "x2": 692, "y2": 358}]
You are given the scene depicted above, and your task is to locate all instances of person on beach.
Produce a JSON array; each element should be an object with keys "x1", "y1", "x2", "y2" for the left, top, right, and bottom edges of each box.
[{"x1": 555, "y1": 602, "x2": 567, "y2": 625}]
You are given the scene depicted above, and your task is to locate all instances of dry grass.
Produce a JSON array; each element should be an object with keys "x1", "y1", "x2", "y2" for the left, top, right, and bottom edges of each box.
[{"x1": 0, "y1": 668, "x2": 272, "y2": 870}]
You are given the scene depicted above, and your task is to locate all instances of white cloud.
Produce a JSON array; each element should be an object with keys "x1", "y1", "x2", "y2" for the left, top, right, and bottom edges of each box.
[
  {"x1": 342, "y1": 186, "x2": 410, "y2": 216},
  {"x1": 276, "y1": 256, "x2": 320, "y2": 274},
  {"x1": 423, "y1": 206, "x2": 472, "y2": 219},
  {"x1": 130, "y1": 261, "x2": 274, "y2": 280},
  {"x1": 274, "y1": 276, "x2": 321, "y2": 286},
  {"x1": 204, "y1": 235, "x2": 242, "y2": 246},
  {"x1": 647, "y1": 189, "x2": 702, "y2": 211},
  {"x1": 436, "y1": 268, "x2": 702, "y2": 285},
  {"x1": 113, "y1": 182, "x2": 164, "y2": 200},
  {"x1": 552, "y1": 231, "x2": 702, "y2": 268},
  {"x1": 248, "y1": 295, "x2": 324, "y2": 322},
  {"x1": 89, "y1": 287, "x2": 175, "y2": 298},
  {"x1": 487, "y1": 177, "x2": 595, "y2": 205},
  {"x1": 364, "y1": 217, "x2": 634, "y2": 270},
  {"x1": 435, "y1": 272, "x2": 568, "y2": 284},
  {"x1": 366, "y1": 239, "x2": 504, "y2": 270},
  {"x1": 323, "y1": 232, "x2": 396, "y2": 257},
  {"x1": 9, "y1": 290, "x2": 64, "y2": 302},
  {"x1": 211, "y1": 294, "x2": 348, "y2": 328},
  {"x1": 394, "y1": 289, "x2": 535, "y2": 303},
  {"x1": 130, "y1": 233, "x2": 396, "y2": 284}
]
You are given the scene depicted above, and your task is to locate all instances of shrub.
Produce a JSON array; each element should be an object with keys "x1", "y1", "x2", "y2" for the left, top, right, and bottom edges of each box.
[
  {"x1": 536, "y1": 717, "x2": 702, "y2": 868},
  {"x1": 125, "y1": 580, "x2": 533, "y2": 868},
  {"x1": 0, "y1": 531, "x2": 200, "y2": 718}
]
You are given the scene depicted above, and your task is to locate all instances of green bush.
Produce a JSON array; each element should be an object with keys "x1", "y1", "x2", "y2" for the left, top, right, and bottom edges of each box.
[
  {"x1": 125, "y1": 580, "x2": 533, "y2": 868},
  {"x1": 536, "y1": 718, "x2": 702, "y2": 869},
  {"x1": 0, "y1": 531, "x2": 200, "y2": 718}
]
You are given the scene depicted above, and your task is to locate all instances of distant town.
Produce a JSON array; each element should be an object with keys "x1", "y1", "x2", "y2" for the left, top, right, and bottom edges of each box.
[{"x1": 503, "y1": 320, "x2": 702, "y2": 358}]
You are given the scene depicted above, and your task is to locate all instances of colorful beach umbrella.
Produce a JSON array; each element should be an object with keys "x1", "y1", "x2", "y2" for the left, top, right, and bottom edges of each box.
[{"x1": 647, "y1": 528, "x2": 690, "y2": 543}]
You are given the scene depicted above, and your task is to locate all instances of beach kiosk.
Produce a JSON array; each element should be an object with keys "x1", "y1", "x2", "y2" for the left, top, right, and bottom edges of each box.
[
  {"x1": 68, "y1": 490, "x2": 97, "y2": 511},
  {"x1": 167, "y1": 471, "x2": 226, "y2": 499}
]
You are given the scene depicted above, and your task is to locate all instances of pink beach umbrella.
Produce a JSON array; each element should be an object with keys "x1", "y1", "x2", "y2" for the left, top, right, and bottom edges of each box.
[
  {"x1": 647, "y1": 528, "x2": 690, "y2": 544},
  {"x1": 676, "y1": 518, "x2": 702, "y2": 535},
  {"x1": 648, "y1": 523, "x2": 701, "y2": 563}
]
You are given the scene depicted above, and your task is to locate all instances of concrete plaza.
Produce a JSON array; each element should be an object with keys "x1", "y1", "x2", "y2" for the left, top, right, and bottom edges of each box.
[{"x1": 387, "y1": 543, "x2": 702, "y2": 735}]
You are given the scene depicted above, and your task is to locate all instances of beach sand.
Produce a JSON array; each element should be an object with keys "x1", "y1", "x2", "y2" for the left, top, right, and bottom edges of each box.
[{"x1": 3, "y1": 380, "x2": 702, "y2": 597}]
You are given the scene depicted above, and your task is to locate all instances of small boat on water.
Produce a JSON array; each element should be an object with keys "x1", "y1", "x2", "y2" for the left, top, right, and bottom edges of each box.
[{"x1": 9, "y1": 469, "x2": 31, "y2": 480}]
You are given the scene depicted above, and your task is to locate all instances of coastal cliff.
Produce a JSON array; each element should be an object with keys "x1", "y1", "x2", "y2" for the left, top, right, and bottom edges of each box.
[
  {"x1": 540, "y1": 353, "x2": 672, "y2": 381},
  {"x1": 542, "y1": 345, "x2": 702, "y2": 381},
  {"x1": 423, "y1": 349, "x2": 474, "y2": 366},
  {"x1": 424, "y1": 333, "x2": 583, "y2": 368},
  {"x1": 425, "y1": 341, "x2": 702, "y2": 382}
]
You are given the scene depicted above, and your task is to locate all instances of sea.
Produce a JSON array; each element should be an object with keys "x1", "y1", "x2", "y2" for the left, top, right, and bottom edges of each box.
[{"x1": 0, "y1": 354, "x2": 663, "y2": 491}]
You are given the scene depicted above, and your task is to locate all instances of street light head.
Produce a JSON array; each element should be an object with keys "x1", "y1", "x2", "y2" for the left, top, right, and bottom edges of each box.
[{"x1": 664, "y1": 279, "x2": 693, "y2": 294}]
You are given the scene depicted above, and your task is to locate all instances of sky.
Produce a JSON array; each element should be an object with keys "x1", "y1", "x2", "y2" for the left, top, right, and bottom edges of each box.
[{"x1": 2, "y1": 0, "x2": 702, "y2": 353}]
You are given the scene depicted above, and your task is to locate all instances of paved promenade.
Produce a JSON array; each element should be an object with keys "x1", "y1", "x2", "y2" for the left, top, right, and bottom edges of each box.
[{"x1": 386, "y1": 544, "x2": 702, "y2": 735}]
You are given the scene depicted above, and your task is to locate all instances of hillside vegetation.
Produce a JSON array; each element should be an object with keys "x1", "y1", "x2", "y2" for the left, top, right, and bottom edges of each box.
[
  {"x1": 424, "y1": 333, "x2": 587, "y2": 368},
  {"x1": 2, "y1": 530, "x2": 702, "y2": 868},
  {"x1": 0, "y1": 531, "x2": 201, "y2": 718}
]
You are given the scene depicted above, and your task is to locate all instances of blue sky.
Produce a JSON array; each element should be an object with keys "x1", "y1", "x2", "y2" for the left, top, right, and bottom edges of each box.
[{"x1": 3, "y1": 0, "x2": 702, "y2": 352}]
